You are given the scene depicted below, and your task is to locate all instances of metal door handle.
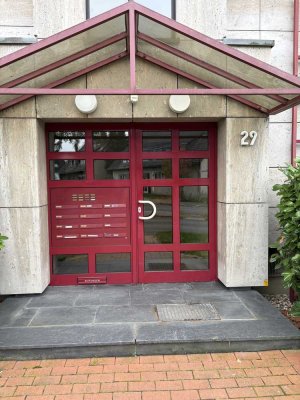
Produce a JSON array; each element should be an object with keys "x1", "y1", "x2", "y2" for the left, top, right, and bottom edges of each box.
[{"x1": 138, "y1": 200, "x2": 157, "y2": 220}]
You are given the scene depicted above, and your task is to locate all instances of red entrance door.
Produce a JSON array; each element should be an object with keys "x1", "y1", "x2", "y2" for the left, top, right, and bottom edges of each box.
[{"x1": 47, "y1": 124, "x2": 216, "y2": 285}]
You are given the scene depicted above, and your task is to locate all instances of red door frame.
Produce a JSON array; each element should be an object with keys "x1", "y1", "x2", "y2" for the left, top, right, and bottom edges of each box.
[
  {"x1": 46, "y1": 123, "x2": 217, "y2": 285},
  {"x1": 135, "y1": 125, "x2": 217, "y2": 283}
]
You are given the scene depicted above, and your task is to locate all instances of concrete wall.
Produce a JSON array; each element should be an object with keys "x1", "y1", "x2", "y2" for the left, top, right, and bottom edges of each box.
[
  {"x1": 217, "y1": 116, "x2": 269, "y2": 287},
  {"x1": 0, "y1": 118, "x2": 49, "y2": 294}
]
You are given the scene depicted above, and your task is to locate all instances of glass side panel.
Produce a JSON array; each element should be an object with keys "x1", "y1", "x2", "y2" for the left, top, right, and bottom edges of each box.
[
  {"x1": 53, "y1": 254, "x2": 88, "y2": 274},
  {"x1": 93, "y1": 131, "x2": 129, "y2": 152},
  {"x1": 137, "y1": 39, "x2": 282, "y2": 110},
  {"x1": 142, "y1": 131, "x2": 171, "y2": 152},
  {"x1": 94, "y1": 159, "x2": 130, "y2": 180},
  {"x1": 180, "y1": 159, "x2": 208, "y2": 178},
  {"x1": 49, "y1": 131, "x2": 85, "y2": 152},
  {"x1": 144, "y1": 252, "x2": 173, "y2": 271},
  {"x1": 96, "y1": 253, "x2": 131, "y2": 273},
  {"x1": 138, "y1": 14, "x2": 296, "y2": 92},
  {"x1": 50, "y1": 160, "x2": 86, "y2": 180},
  {"x1": 143, "y1": 187, "x2": 172, "y2": 244},
  {"x1": 24, "y1": 40, "x2": 127, "y2": 90},
  {"x1": 180, "y1": 251, "x2": 209, "y2": 271},
  {"x1": 0, "y1": 15, "x2": 126, "y2": 86},
  {"x1": 180, "y1": 186, "x2": 208, "y2": 243},
  {"x1": 179, "y1": 131, "x2": 208, "y2": 151},
  {"x1": 143, "y1": 159, "x2": 172, "y2": 179}
]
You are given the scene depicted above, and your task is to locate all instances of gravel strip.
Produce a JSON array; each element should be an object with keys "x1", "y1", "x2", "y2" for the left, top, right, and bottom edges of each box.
[{"x1": 264, "y1": 294, "x2": 292, "y2": 312}]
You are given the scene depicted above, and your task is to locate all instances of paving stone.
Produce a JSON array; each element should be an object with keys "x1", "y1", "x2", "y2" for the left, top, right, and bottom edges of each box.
[
  {"x1": 27, "y1": 291, "x2": 77, "y2": 308},
  {"x1": 0, "y1": 297, "x2": 31, "y2": 314},
  {"x1": 136, "y1": 318, "x2": 300, "y2": 344},
  {"x1": 75, "y1": 290, "x2": 130, "y2": 306},
  {"x1": 183, "y1": 289, "x2": 237, "y2": 303},
  {"x1": 188, "y1": 282, "x2": 227, "y2": 291},
  {"x1": 141, "y1": 283, "x2": 191, "y2": 292},
  {"x1": 95, "y1": 306, "x2": 158, "y2": 323},
  {"x1": 130, "y1": 290, "x2": 185, "y2": 305},
  {"x1": 213, "y1": 301, "x2": 255, "y2": 320},
  {"x1": 0, "y1": 324, "x2": 135, "y2": 348},
  {"x1": 233, "y1": 290, "x2": 288, "y2": 320},
  {"x1": 30, "y1": 307, "x2": 98, "y2": 326},
  {"x1": 0, "y1": 303, "x2": 37, "y2": 327}
]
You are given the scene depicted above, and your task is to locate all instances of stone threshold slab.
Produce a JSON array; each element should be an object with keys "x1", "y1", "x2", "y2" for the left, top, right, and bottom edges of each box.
[{"x1": 0, "y1": 320, "x2": 299, "y2": 360}]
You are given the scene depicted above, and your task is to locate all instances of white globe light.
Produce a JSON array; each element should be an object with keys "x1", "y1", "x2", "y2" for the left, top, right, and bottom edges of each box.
[
  {"x1": 169, "y1": 95, "x2": 191, "y2": 113},
  {"x1": 75, "y1": 95, "x2": 98, "y2": 114}
]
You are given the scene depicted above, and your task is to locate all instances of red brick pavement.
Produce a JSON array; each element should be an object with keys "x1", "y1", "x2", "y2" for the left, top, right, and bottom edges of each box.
[{"x1": 0, "y1": 350, "x2": 299, "y2": 399}]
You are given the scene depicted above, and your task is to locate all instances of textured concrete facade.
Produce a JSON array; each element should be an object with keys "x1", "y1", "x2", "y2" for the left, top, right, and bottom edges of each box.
[
  {"x1": 0, "y1": 119, "x2": 49, "y2": 294},
  {"x1": 217, "y1": 117, "x2": 269, "y2": 287},
  {"x1": 0, "y1": 0, "x2": 295, "y2": 293}
]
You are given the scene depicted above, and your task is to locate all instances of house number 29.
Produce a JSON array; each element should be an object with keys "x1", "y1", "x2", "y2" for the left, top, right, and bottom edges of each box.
[{"x1": 240, "y1": 130, "x2": 258, "y2": 146}]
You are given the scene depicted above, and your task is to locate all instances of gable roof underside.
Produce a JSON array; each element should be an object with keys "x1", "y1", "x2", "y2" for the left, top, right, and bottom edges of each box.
[{"x1": 0, "y1": 1, "x2": 300, "y2": 115}]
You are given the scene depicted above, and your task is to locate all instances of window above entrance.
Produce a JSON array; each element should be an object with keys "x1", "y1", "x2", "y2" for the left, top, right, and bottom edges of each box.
[
  {"x1": 0, "y1": 1, "x2": 300, "y2": 114},
  {"x1": 87, "y1": 0, "x2": 175, "y2": 19}
]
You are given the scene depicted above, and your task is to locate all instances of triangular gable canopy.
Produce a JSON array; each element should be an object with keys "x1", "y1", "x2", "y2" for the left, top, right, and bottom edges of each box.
[{"x1": 1, "y1": 1, "x2": 300, "y2": 114}]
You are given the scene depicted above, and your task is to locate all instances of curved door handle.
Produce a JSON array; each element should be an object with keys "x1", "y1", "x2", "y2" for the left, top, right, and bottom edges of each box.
[{"x1": 138, "y1": 200, "x2": 157, "y2": 220}]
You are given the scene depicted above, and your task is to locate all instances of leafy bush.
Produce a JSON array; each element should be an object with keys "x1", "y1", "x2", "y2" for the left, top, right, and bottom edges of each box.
[
  {"x1": 271, "y1": 159, "x2": 300, "y2": 317},
  {"x1": 0, "y1": 234, "x2": 8, "y2": 251}
]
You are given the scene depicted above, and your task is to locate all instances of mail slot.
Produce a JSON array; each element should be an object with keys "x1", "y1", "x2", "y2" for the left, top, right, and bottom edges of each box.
[{"x1": 50, "y1": 188, "x2": 130, "y2": 247}]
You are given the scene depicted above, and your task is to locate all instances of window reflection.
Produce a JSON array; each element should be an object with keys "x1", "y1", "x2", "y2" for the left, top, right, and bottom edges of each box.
[
  {"x1": 180, "y1": 131, "x2": 208, "y2": 151},
  {"x1": 180, "y1": 251, "x2": 209, "y2": 271},
  {"x1": 50, "y1": 160, "x2": 86, "y2": 180},
  {"x1": 49, "y1": 131, "x2": 85, "y2": 152},
  {"x1": 142, "y1": 132, "x2": 171, "y2": 152},
  {"x1": 88, "y1": 0, "x2": 173, "y2": 18},
  {"x1": 180, "y1": 186, "x2": 208, "y2": 243},
  {"x1": 180, "y1": 159, "x2": 208, "y2": 178},
  {"x1": 145, "y1": 252, "x2": 173, "y2": 271},
  {"x1": 96, "y1": 253, "x2": 131, "y2": 273},
  {"x1": 93, "y1": 131, "x2": 129, "y2": 152},
  {"x1": 53, "y1": 254, "x2": 88, "y2": 275},
  {"x1": 143, "y1": 159, "x2": 172, "y2": 179},
  {"x1": 143, "y1": 187, "x2": 172, "y2": 244},
  {"x1": 94, "y1": 159, "x2": 130, "y2": 180}
]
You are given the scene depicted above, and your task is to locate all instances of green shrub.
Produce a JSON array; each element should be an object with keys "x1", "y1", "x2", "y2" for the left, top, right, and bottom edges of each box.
[
  {"x1": 271, "y1": 158, "x2": 300, "y2": 317},
  {"x1": 0, "y1": 234, "x2": 8, "y2": 251}
]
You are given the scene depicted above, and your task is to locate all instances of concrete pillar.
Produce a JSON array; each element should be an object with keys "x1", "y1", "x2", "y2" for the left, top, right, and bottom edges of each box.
[
  {"x1": 217, "y1": 114, "x2": 269, "y2": 287},
  {"x1": 0, "y1": 118, "x2": 49, "y2": 294}
]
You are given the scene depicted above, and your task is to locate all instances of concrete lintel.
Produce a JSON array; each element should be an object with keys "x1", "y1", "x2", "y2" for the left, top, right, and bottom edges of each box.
[
  {"x1": 222, "y1": 38, "x2": 275, "y2": 47},
  {"x1": 0, "y1": 36, "x2": 37, "y2": 45}
]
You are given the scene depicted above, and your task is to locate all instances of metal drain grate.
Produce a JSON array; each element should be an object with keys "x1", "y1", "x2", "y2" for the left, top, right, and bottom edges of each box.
[{"x1": 157, "y1": 303, "x2": 220, "y2": 321}]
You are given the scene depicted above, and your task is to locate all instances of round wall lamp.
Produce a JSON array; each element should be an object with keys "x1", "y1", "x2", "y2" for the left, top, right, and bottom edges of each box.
[
  {"x1": 169, "y1": 95, "x2": 191, "y2": 113},
  {"x1": 75, "y1": 95, "x2": 98, "y2": 114}
]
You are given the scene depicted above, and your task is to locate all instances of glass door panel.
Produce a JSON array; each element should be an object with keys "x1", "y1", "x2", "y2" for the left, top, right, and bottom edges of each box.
[
  {"x1": 180, "y1": 186, "x2": 208, "y2": 243},
  {"x1": 143, "y1": 187, "x2": 172, "y2": 245},
  {"x1": 137, "y1": 126, "x2": 216, "y2": 283}
]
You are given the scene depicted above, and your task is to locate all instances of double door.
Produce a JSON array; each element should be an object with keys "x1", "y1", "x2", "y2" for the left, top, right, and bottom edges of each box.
[{"x1": 47, "y1": 124, "x2": 216, "y2": 285}]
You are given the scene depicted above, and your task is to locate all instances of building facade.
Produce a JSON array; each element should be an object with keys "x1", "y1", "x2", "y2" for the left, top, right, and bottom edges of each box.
[{"x1": 0, "y1": 0, "x2": 299, "y2": 294}]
